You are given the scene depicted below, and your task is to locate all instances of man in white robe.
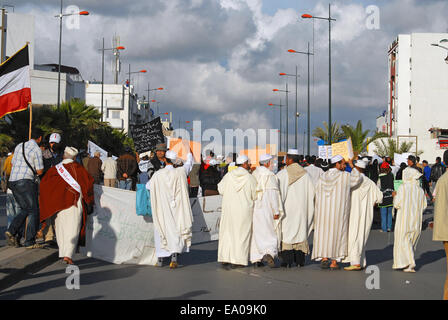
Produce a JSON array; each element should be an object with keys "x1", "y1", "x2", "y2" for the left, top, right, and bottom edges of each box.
[
  {"x1": 277, "y1": 149, "x2": 315, "y2": 268},
  {"x1": 249, "y1": 154, "x2": 282, "y2": 267},
  {"x1": 312, "y1": 155, "x2": 363, "y2": 270},
  {"x1": 343, "y1": 160, "x2": 383, "y2": 270},
  {"x1": 392, "y1": 166, "x2": 427, "y2": 272},
  {"x1": 305, "y1": 155, "x2": 323, "y2": 187},
  {"x1": 218, "y1": 155, "x2": 257, "y2": 269},
  {"x1": 148, "y1": 150, "x2": 193, "y2": 269}
]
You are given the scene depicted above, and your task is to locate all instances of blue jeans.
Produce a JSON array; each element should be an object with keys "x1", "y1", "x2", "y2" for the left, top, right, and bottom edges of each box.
[
  {"x1": 7, "y1": 179, "x2": 39, "y2": 246},
  {"x1": 119, "y1": 179, "x2": 133, "y2": 190},
  {"x1": 380, "y1": 206, "x2": 393, "y2": 232}
]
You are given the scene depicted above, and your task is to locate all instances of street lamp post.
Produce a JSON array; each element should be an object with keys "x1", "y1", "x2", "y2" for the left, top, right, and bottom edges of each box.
[
  {"x1": 302, "y1": 4, "x2": 336, "y2": 144},
  {"x1": 288, "y1": 43, "x2": 314, "y2": 155},
  {"x1": 99, "y1": 39, "x2": 125, "y2": 122},
  {"x1": 280, "y1": 70, "x2": 300, "y2": 149},
  {"x1": 269, "y1": 100, "x2": 284, "y2": 152},
  {"x1": 127, "y1": 65, "x2": 147, "y2": 128},
  {"x1": 273, "y1": 87, "x2": 290, "y2": 151},
  {"x1": 55, "y1": 0, "x2": 89, "y2": 109}
]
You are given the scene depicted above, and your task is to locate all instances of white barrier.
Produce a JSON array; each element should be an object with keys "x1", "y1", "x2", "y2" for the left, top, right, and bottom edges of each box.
[{"x1": 81, "y1": 185, "x2": 222, "y2": 266}]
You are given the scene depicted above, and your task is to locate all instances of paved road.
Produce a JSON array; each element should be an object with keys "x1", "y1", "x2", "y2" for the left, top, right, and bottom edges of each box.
[{"x1": 0, "y1": 199, "x2": 445, "y2": 300}]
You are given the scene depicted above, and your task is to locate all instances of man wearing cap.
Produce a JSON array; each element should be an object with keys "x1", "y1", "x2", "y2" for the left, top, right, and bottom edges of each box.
[
  {"x1": 277, "y1": 149, "x2": 315, "y2": 268},
  {"x1": 312, "y1": 154, "x2": 363, "y2": 270},
  {"x1": 150, "y1": 143, "x2": 168, "y2": 176},
  {"x1": 249, "y1": 154, "x2": 283, "y2": 267},
  {"x1": 343, "y1": 160, "x2": 383, "y2": 271},
  {"x1": 218, "y1": 154, "x2": 257, "y2": 269},
  {"x1": 42, "y1": 133, "x2": 64, "y2": 175},
  {"x1": 148, "y1": 150, "x2": 194, "y2": 269},
  {"x1": 39, "y1": 147, "x2": 94, "y2": 264}
]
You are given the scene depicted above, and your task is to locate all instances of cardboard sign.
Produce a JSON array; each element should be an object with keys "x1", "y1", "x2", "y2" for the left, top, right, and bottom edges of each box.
[
  {"x1": 130, "y1": 117, "x2": 165, "y2": 154},
  {"x1": 331, "y1": 138, "x2": 354, "y2": 160}
]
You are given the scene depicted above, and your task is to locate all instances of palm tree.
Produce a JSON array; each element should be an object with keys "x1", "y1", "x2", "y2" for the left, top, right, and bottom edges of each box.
[
  {"x1": 373, "y1": 138, "x2": 417, "y2": 157},
  {"x1": 312, "y1": 121, "x2": 345, "y2": 144},
  {"x1": 341, "y1": 120, "x2": 389, "y2": 155},
  {"x1": 0, "y1": 99, "x2": 133, "y2": 156}
]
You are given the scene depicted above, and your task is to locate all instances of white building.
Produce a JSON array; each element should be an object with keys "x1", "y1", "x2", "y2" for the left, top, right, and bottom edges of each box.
[
  {"x1": 379, "y1": 33, "x2": 448, "y2": 162},
  {"x1": 85, "y1": 83, "x2": 153, "y2": 133}
]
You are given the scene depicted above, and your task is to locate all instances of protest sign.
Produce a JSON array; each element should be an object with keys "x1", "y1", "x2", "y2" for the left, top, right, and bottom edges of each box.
[
  {"x1": 168, "y1": 138, "x2": 202, "y2": 162},
  {"x1": 82, "y1": 185, "x2": 222, "y2": 266},
  {"x1": 331, "y1": 138, "x2": 354, "y2": 160},
  {"x1": 318, "y1": 145, "x2": 332, "y2": 160},
  {"x1": 88, "y1": 141, "x2": 108, "y2": 161},
  {"x1": 131, "y1": 117, "x2": 165, "y2": 154},
  {"x1": 394, "y1": 153, "x2": 411, "y2": 166}
]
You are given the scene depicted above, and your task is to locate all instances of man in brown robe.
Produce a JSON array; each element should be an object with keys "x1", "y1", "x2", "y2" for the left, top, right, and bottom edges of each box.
[{"x1": 40, "y1": 147, "x2": 94, "y2": 264}]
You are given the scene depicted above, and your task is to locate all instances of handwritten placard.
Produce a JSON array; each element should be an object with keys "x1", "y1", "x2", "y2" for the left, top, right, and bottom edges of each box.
[
  {"x1": 331, "y1": 137, "x2": 354, "y2": 160},
  {"x1": 130, "y1": 117, "x2": 165, "y2": 154},
  {"x1": 318, "y1": 145, "x2": 332, "y2": 160}
]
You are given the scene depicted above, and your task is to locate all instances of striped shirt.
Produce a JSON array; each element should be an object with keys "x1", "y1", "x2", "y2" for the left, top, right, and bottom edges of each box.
[{"x1": 9, "y1": 139, "x2": 44, "y2": 182}]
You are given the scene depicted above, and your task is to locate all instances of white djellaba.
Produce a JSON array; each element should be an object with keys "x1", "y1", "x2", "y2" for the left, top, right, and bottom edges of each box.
[{"x1": 392, "y1": 167, "x2": 427, "y2": 272}]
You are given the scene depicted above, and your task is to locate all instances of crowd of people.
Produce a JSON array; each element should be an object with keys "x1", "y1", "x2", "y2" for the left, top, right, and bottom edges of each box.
[{"x1": 1, "y1": 132, "x2": 447, "y2": 299}]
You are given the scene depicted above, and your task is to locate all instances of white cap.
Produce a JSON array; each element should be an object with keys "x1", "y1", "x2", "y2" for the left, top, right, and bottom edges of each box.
[
  {"x1": 236, "y1": 155, "x2": 249, "y2": 165},
  {"x1": 287, "y1": 149, "x2": 299, "y2": 155},
  {"x1": 49, "y1": 133, "x2": 61, "y2": 144},
  {"x1": 64, "y1": 146, "x2": 78, "y2": 157},
  {"x1": 355, "y1": 160, "x2": 367, "y2": 169},
  {"x1": 209, "y1": 159, "x2": 217, "y2": 166},
  {"x1": 229, "y1": 162, "x2": 236, "y2": 167},
  {"x1": 216, "y1": 155, "x2": 224, "y2": 161},
  {"x1": 7, "y1": 152, "x2": 12, "y2": 156},
  {"x1": 259, "y1": 154, "x2": 272, "y2": 163},
  {"x1": 166, "y1": 150, "x2": 178, "y2": 161},
  {"x1": 331, "y1": 155, "x2": 344, "y2": 164}
]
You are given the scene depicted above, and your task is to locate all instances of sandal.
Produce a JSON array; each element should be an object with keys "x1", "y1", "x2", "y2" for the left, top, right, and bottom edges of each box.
[{"x1": 320, "y1": 259, "x2": 331, "y2": 269}]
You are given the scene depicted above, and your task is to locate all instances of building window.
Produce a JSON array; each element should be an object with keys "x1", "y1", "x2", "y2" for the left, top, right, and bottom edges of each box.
[{"x1": 112, "y1": 111, "x2": 120, "y2": 119}]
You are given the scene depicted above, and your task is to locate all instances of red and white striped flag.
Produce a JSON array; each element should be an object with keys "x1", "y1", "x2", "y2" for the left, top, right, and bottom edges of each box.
[{"x1": 0, "y1": 44, "x2": 31, "y2": 119}]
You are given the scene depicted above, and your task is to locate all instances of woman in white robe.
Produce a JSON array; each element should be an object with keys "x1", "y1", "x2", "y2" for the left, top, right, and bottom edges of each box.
[{"x1": 392, "y1": 167, "x2": 427, "y2": 272}]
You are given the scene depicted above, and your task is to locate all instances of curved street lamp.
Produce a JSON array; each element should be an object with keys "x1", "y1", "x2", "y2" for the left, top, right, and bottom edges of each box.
[
  {"x1": 55, "y1": 1, "x2": 89, "y2": 109},
  {"x1": 302, "y1": 5, "x2": 336, "y2": 144}
]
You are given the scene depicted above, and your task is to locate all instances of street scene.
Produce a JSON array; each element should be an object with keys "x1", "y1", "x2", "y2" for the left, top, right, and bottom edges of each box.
[{"x1": 0, "y1": 0, "x2": 448, "y2": 304}]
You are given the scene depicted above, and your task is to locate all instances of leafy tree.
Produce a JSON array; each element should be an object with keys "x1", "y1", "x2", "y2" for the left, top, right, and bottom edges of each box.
[
  {"x1": 0, "y1": 99, "x2": 133, "y2": 156},
  {"x1": 312, "y1": 121, "x2": 345, "y2": 144},
  {"x1": 341, "y1": 120, "x2": 389, "y2": 155},
  {"x1": 372, "y1": 138, "x2": 419, "y2": 158}
]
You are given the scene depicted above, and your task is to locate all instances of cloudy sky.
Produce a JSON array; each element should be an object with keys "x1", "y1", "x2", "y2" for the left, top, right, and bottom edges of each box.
[{"x1": 11, "y1": 0, "x2": 448, "y2": 154}]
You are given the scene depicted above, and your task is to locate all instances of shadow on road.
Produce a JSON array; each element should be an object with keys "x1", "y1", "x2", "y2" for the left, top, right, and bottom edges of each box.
[
  {"x1": 365, "y1": 245, "x2": 394, "y2": 265},
  {"x1": 152, "y1": 289, "x2": 210, "y2": 300},
  {"x1": 415, "y1": 249, "x2": 446, "y2": 271},
  {"x1": 0, "y1": 264, "x2": 140, "y2": 299}
]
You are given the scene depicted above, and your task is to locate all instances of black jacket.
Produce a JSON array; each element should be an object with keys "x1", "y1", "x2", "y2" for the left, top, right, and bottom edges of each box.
[
  {"x1": 199, "y1": 165, "x2": 221, "y2": 191},
  {"x1": 430, "y1": 163, "x2": 446, "y2": 182}
]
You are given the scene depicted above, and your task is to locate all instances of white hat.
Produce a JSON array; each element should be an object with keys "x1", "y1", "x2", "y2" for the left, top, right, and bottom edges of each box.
[
  {"x1": 216, "y1": 155, "x2": 224, "y2": 161},
  {"x1": 229, "y1": 162, "x2": 236, "y2": 167},
  {"x1": 259, "y1": 154, "x2": 272, "y2": 163},
  {"x1": 236, "y1": 155, "x2": 249, "y2": 165},
  {"x1": 355, "y1": 160, "x2": 367, "y2": 169},
  {"x1": 209, "y1": 159, "x2": 218, "y2": 166},
  {"x1": 7, "y1": 152, "x2": 12, "y2": 156},
  {"x1": 166, "y1": 150, "x2": 178, "y2": 161},
  {"x1": 287, "y1": 149, "x2": 299, "y2": 155},
  {"x1": 331, "y1": 155, "x2": 344, "y2": 164},
  {"x1": 49, "y1": 133, "x2": 61, "y2": 144},
  {"x1": 64, "y1": 146, "x2": 78, "y2": 157}
]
